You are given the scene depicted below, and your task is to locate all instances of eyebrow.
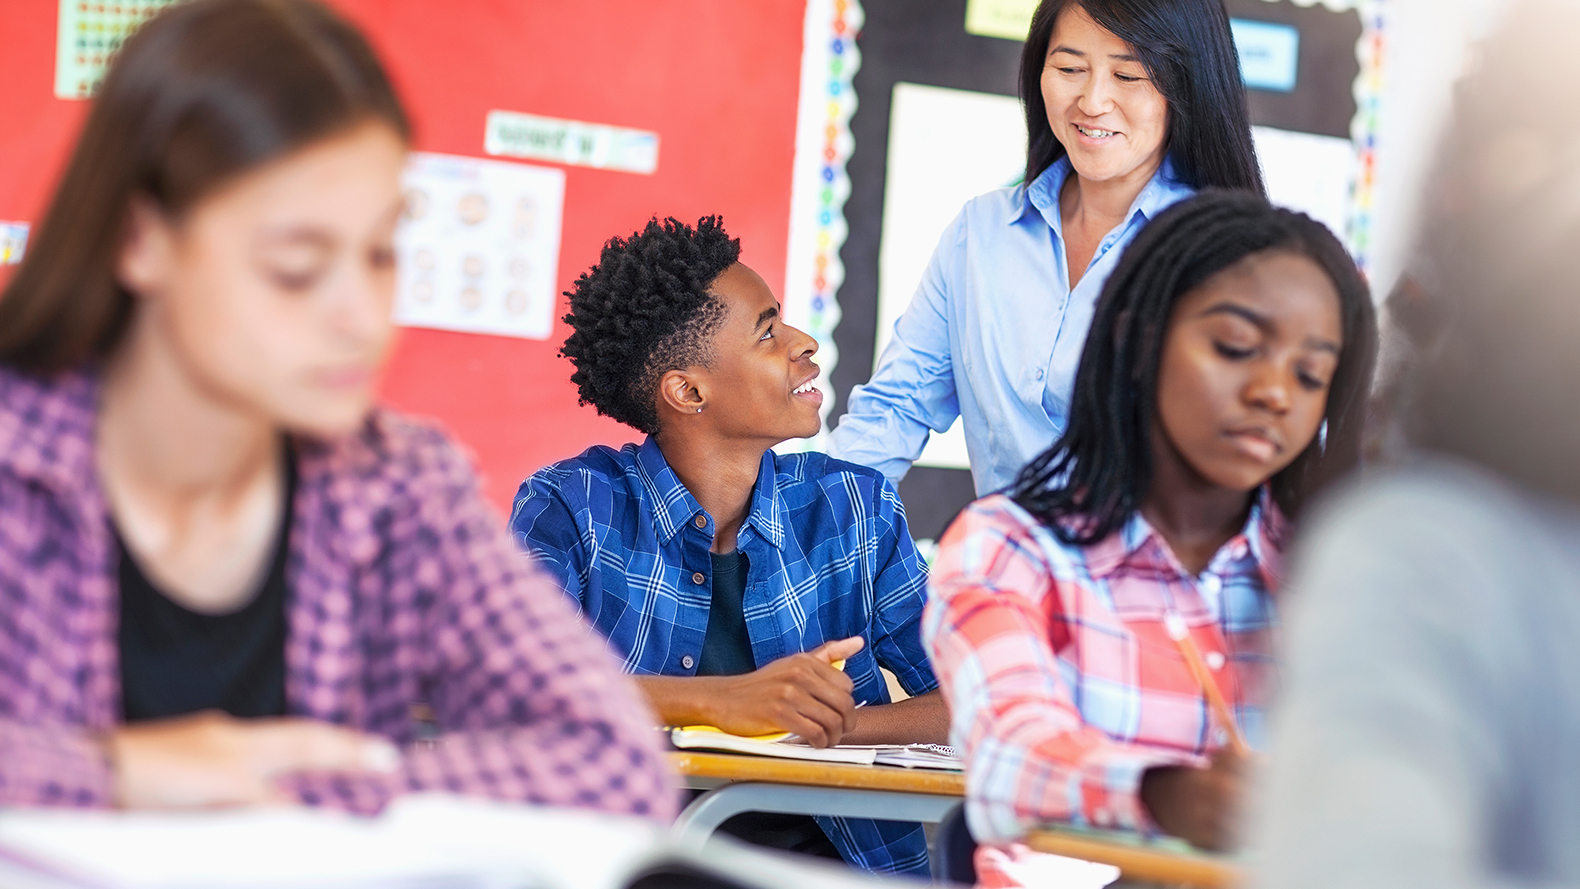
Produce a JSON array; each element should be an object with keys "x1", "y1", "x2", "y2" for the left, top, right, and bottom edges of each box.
[
  {"x1": 754, "y1": 306, "x2": 779, "y2": 332},
  {"x1": 1049, "y1": 45, "x2": 1139, "y2": 62},
  {"x1": 1199, "y1": 303, "x2": 1342, "y2": 355}
]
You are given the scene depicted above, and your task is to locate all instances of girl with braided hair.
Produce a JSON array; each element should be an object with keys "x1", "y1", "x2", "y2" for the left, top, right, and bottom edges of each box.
[{"x1": 923, "y1": 190, "x2": 1377, "y2": 886}]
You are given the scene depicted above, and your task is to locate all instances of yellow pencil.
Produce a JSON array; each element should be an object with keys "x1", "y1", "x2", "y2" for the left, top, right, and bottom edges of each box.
[{"x1": 1163, "y1": 612, "x2": 1251, "y2": 757}]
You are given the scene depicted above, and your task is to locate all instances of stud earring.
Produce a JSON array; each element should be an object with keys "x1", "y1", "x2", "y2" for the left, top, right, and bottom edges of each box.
[{"x1": 696, "y1": 407, "x2": 703, "y2": 413}]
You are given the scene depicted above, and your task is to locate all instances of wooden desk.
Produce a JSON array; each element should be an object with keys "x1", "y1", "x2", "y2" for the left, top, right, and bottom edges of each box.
[
  {"x1": 668, "y1": 751, "x2": 964, "y2": 851},
  {"x1": 1024, "y1": 824, "x2": 1244, "y2": 889}
]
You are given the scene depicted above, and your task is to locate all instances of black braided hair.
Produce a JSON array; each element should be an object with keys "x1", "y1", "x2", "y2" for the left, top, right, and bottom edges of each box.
[
  {"x1": 1011, "y1": 190, "x2": 1378, "y2": 544},
  {"x1": 560, "y1": 216, "x2": 740, "y2": 435}
]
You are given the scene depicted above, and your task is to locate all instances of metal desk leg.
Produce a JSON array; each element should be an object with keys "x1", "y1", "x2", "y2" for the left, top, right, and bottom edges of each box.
[{"x1": 670, "y1": 781, "x2": 961, "y2": 852}]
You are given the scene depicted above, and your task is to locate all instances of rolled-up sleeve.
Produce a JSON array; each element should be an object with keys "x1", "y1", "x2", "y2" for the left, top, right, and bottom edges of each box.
[{"x1": 924, "y1": 501, "x2": 1189, "y2": 842}]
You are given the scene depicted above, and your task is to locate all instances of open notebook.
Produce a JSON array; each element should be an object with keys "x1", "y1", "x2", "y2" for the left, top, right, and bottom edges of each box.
[
  {"x1": 0, "y1": 795, "x2": 895, "y2": 889},
  {"x1": 670, "y1": 725, "x2": 963, "y2": 770}
]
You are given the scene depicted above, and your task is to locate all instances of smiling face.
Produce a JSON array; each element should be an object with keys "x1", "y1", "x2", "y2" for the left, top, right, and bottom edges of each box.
[
  {"x1": 661, "y1": 262, "x2": 823, "y2": 446},
  {"x1": 1154, "y1": 250, "x2": 1344, "y2": 494},
  {"x1": 1042, "y1": 4, "x2": 1170, "y2": 190},
  {"x1": 116, "y1": 121, "x2": 407, "y2": 437}
]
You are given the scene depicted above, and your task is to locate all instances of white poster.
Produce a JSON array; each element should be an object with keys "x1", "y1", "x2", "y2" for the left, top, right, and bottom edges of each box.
[
  {"x1": 878, "y1": 82, "x2": 1025, "y2": 470},
  {"x1": 1252, "y1": 125, "x2": 1356, "y2": 243},
  {"x1": 394, "y1": 152, "x2": 565, "y2": 341}
]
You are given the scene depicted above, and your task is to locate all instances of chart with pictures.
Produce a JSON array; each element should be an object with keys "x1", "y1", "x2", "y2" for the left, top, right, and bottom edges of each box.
[
  {"x1": 394, "y1": 152, "x2": 566, "y2": 342},
  {"x1": 55, "y1": 0, "x2": 182, "y2": 99}
]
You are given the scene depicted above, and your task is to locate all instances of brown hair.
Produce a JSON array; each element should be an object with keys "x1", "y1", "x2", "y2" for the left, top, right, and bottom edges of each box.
[
  {"x1": 0, "y1": 0, "x2": 410, "y2": 373},
  {"x1": 1408, "y1": 0, "x2": 1580, "y2": 502}
]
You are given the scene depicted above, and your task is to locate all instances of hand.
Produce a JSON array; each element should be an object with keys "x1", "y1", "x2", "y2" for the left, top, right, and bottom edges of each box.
[
  {"x1": 1139, "y1": 748, "x2": 1249, "y2": 851},
  {"x1": 107, "y1": 710, "x2": 402, "y2": 810},
  {"x1": 707, "y1": 636, "x2": 865, "y2": 748}
]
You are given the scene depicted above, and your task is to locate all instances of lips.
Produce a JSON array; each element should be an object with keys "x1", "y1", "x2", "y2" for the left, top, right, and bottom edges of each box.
[
  {"x1": 1073, "y1": 122, "x2": 1119, "y2": 140},
  {"x1": 791, "y1": 373, "x2": 823, "y2": 405},
  {"x1": 1224, "y1": 428, "x2": 1281, "y2": 463}
]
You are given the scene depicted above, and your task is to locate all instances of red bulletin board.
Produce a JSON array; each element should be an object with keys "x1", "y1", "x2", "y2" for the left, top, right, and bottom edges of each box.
[{"x1": 0, "y1": 0, "x2": 807, "y2": 512}]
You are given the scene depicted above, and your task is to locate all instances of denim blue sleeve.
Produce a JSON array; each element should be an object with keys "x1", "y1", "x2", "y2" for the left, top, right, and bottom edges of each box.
[
  {"x1": 508, "y1": 470, "x2": 588, "y2": 610},
  {"x1": 827, "y1": 211, "x2": 966, "y2": 484},
  {"x1": 866, "y1": 477, "x2": 939, "y2": 697}
]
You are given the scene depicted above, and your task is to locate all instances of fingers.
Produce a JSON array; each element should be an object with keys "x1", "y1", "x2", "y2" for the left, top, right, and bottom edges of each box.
[
  {"x1": 811, "y1": 635, "x2": 865, "y2": 664},
  {"x1": 243, "y1": 719, "x2": 402, "y2": 778}
]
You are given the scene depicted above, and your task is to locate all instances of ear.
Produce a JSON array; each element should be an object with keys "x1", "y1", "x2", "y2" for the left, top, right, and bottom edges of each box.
[
  {"x1": 116, "y1": 194, "x2": 177, "y2": 300},
  {"x1": 656, "y1": 367, "x2": 706, "y2": 420}
]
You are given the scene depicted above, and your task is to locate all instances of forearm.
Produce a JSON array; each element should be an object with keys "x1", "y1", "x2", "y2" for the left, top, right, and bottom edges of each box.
[
  {"x1": 841, "y1": 689, "x2": 950, "y2": 745},
  {"x1": 634, "y1": 675, "x2": 732, "y2": 727}
]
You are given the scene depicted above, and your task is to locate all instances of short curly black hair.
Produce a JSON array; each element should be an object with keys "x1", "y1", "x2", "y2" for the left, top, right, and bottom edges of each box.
[{"x1": 560, "y1": 216, "x2": 741, "y2": 434}]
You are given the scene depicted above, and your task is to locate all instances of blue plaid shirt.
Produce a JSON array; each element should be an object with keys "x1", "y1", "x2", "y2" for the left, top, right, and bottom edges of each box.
[{"x1": 511, "y1": 436, "x2": 937, "y2": 875}]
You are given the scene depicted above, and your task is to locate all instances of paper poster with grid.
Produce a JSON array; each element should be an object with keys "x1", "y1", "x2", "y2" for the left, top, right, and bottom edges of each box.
[
  {"x1": 55, "y1": 0, "x2": 182, "y2": 100},
  {"x1": 394, "y1": 152, "x2": 566, "y2": 341}
]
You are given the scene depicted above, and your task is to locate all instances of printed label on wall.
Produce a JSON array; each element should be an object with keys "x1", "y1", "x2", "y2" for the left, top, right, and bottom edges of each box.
[
  {"x1": 963, "y1": 0, "x2": 1039, "y2": 41},
  {"x1": 1231, "y1": 19, "x2": 1301, "y2": 92},
  {"x1": 394, "y1": 152, "x2": 565, "y2": 341},
  {"x1": 483, "y1": 110, "x2": 659, "y2": 175},
  {"x1": 0, "y1": 222, "x2": 29, "y2": 266},
  {"x1": 55, "y1": 0, "x2": 182, "y2": 99}
]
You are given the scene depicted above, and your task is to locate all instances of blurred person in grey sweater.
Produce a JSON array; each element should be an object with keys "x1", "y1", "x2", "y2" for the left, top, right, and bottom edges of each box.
[{"x1": 1254, "y1": 2, "x2": 1580, "y2": 886}]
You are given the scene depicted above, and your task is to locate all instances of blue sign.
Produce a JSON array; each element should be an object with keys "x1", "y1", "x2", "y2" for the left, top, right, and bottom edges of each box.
[{"x1": 1231, "y1": 19, "x2": 1300, "y2": 93}]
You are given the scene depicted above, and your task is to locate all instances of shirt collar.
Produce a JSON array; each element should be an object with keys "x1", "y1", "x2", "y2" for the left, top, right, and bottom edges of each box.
[
  {"x1": 1014, "y1": 154, "x2": 1188, "y2": 234},
  {"x1": 633, "y1": 436, "x2": 787, "y2": 550},
  {"x1": 0, "y1": 366, "x2": 103, "y2": 503},
  {"x1": 1084, "y1": 486, "x2": 1288, "y2": 592}
]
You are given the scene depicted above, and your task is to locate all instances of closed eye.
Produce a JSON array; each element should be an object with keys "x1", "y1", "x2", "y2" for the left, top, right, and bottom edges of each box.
[
  {"x1": 1297, "y1": 370, "x2": 1329, "y2": 392},
  {"x1": 1214, "y1": 342, "x2": 1254, "y2": 360},
  {"x1": 1115, "y1": 73, "x2": 1143, "y2": 83}
]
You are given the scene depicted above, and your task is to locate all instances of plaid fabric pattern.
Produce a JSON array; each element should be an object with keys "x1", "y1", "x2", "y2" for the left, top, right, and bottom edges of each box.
[
  {"x1": 511, "y1": 436, "x2": 937, "y2": 876},
  {"x1": 924, "y1": 493, "x2": 1283, "y2": 864},
  {"x1": 0, "y1": 368, "x2": 675, "y2": 820}
]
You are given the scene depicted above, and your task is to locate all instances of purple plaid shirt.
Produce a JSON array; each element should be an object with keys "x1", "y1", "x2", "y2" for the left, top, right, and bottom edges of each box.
[{"x1": 0, "y1": 367, "x2": 676, "y2": 819}]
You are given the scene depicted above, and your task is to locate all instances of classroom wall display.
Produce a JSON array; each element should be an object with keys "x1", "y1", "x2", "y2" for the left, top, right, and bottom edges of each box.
[
  {"x1": 828, "y1": 0, "x2": 1386, "y2": 540},
  {"x1": 0, "y1": 223, "x2": 27, "y2": 266},
  {"x1": 0, "y1": 1, "x2": 808, "y2": 513},
  {"x1": 53, "y1": 0, "x2": 180, "y2": 99},
  {"x1": 394, "y1": 152, "x2": 566, "y2": 342},
  {"x1": 781, "y1": 0, "x2": 863, "y2": 448}
]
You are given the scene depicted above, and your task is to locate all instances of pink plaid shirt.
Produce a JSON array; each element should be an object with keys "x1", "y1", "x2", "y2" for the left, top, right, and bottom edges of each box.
[
  {"x1": 0, "y1": 367, "x2": 675, "y2": 819},
  {"x1": 924, "y1": 493, "x2": 1283, "y2": 884}
]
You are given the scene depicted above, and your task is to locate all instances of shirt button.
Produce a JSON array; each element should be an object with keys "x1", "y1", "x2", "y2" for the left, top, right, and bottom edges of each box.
[
  {"x1": 692, "y1": 572, "x2": 705, "y2": 585},
  {"x1": 694, "y1": 515, "x2": 706, "y2": 529},
  {"x1": 1201, "y1": 574, "x2": 1222, "y2": 596},
  {"x1": 1205, "y1": 651, "x2": 1226, "y2": 671},
  {"x1": 1035, "y1": 368, "x2": 1045, "y2": 381},
  {"x1": 681, "y1": 655, "x2": 695, "y2": 670}
]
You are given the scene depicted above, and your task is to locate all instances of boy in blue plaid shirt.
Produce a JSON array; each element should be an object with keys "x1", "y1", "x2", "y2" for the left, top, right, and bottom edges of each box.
[{"x1": 510, "y1": 216, "x2": 945, "y2": 876}]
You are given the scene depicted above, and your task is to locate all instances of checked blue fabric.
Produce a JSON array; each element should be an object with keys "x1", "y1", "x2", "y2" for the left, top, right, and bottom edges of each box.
[{"x1": 511, "y1": 436, "x2": 937, "y2": 876}]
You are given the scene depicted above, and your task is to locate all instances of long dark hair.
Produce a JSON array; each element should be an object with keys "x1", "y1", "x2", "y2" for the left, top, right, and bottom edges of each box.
[
  {"x1": 0, "y1": 0, "x2": 410, "y2": 373},
  {"x1": 1012, "y1": 191, "x2": 1377, "y2": 544},
  {"x1": 1019, "y1": 0, "x2": 1264, "y2": 193}
]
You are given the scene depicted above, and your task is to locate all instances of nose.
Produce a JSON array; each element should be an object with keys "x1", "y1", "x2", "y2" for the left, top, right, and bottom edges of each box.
[
  {"x1": 1076, "y1": 74, "x2": 1116, "y2": 116},
  {"x1": 789, "y1": 322, "x2": 819, "y2": 362},
  {"x1": 1243, "y1": 362, "x2": 1292, "y2": 415},
  {"x1": 332, "y1": 259, "x2": 394, "y2": 349}
]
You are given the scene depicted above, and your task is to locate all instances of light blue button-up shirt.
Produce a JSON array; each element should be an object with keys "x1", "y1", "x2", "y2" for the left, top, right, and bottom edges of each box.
[{"x1": 829, "y1": 156, "x2": 1195, "y2": 495}]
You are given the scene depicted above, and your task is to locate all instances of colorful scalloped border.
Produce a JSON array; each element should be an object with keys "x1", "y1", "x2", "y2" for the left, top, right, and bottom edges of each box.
[{"x1": 782, "y1": 0, "x2": 863, "y2": 447}]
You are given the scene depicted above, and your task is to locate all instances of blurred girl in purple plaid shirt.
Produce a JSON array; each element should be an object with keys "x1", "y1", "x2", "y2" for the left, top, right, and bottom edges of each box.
[{"x1": 0, "y1": 0, "x2": 672, "y2": 819}]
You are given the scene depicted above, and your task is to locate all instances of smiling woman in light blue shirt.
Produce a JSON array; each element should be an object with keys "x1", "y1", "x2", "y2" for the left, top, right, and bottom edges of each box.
[{"x1": 829, "y1": 0, "x2": 1265, "y2": 495}]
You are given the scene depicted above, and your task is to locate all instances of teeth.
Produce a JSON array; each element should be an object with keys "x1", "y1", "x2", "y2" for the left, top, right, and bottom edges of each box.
[
  {"x1": 794, "y1": 381, "x2": 818, "y2": 395},
  {"x1": 1076, "y1": 124, "x2": 1115, "y2": 138}
]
